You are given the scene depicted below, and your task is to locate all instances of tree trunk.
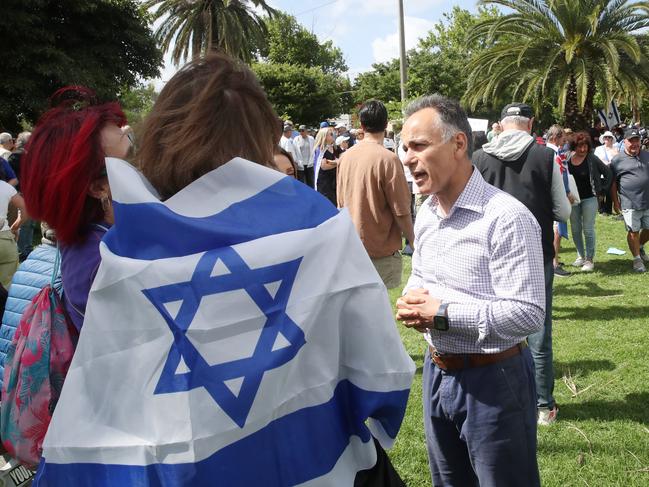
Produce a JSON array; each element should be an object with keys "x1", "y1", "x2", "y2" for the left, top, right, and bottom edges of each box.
[
  {"x1": 564, "y1": 75, "x2": 581, "y2": 129},
  {"x1": 581, "y1": 76, "x2": 597, "y2": 128}
]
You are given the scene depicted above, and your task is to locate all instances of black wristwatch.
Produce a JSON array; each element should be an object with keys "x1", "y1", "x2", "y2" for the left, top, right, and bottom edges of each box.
[{"x1": 432, "y1": 302, "x2": 449, "y2": 331}]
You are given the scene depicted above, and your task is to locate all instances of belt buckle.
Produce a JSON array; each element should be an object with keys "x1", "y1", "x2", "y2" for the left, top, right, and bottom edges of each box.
[{"x1": 432, "y1": 350, "x2": 448, "y2": 370}]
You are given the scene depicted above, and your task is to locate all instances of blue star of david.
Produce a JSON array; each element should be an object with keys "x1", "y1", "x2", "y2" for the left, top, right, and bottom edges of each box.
[{"x1": 142, "y1": 247, "x2": 305, "y2": 428}]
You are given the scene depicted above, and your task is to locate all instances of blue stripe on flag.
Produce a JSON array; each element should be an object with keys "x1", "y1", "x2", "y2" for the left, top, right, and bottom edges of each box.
[
  {"x1": 35, "y1": 380, "x2": 409, "y2": 487},
  {"x1": 104, "y1": 177, "x2": 338, "y2": 260},
  {"x1": 611, "y1": 101, "x2": 620, "y2": 125}
]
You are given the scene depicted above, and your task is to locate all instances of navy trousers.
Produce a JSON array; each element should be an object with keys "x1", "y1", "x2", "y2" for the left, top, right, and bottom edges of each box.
[{"x1": 422, "y1": 347, "x2": 540, "y2": 487}]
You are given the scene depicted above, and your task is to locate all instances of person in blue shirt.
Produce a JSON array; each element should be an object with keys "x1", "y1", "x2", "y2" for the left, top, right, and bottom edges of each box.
[{"x1": 0, "y1": 158, "x2": 17, "y2": 187}]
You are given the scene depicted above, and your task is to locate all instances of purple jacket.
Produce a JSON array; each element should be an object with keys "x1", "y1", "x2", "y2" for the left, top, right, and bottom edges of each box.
[{"x1": 60, "y1": 224, "x2": 109, "y2": 331}]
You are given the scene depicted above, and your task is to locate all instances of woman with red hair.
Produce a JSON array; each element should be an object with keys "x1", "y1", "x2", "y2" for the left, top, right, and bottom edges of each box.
[{"x1": 21, "y1": 86, "x2": 131, "y2": 330}]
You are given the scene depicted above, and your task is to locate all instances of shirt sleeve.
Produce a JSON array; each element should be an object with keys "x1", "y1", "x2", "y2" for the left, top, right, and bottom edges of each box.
[
  {"x1": 0, "y1": 159, "x2": 16, "y2": 181},
  {"x1": 445, "y1": 210, "x2": 546, "y2": 343},
  {"x1": 0, "y1": 180, "x2": 17, "y2": 201},
  {"x1": 383, "y1": 156, "x2": 412, "y2": 217},
  {"x1": 292, "y1": 138, "x2": 304, "y2": 167},
  {"x1": 551, "y1": 161, "x2": 571, "y2": 222}
]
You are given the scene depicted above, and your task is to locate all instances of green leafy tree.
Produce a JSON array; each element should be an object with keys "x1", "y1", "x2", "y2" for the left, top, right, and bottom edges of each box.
[
  {"x1": 465, "y1": 0, "x2": 649, "y2": 129},
  {"x1": 146, "y1": 0, "x2": 275, "y2": 65},
  {"x1": 252, "y1": 11, "x2": 352, "y2": 125},
  {"x1": 351, "y1": 7, "x2": 504, "y2": 122},
  {"x1": 0, "y1": 0, "x2": 162, "y2": 132},
  {"x1": 119, "y1": 83, "x2": 158, "y2": 129},
  {"x1": 353, "y1": 59, "x2": 401, "y2": 105},
  {"x1": 252, "y1": 63, "x2": 352, "y2": 126},
  {"x1": 410, "y1": 8, "x2": 503, "y2": 105},
  {"x1": 259, "y1": 12, "x2": 347, "y2": 74}
]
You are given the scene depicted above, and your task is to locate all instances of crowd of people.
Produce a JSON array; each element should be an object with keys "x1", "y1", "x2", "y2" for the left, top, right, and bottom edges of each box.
[{"x1": 0, "y1": 50, "x2": 646, "y2": 485}]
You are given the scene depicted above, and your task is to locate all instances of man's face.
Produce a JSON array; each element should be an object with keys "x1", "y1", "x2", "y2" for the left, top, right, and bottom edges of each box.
[
  {"x1": 401, "y1": 108, "x2": 462, "y2": 196},
  {"x1": 299, "y1": 129, "x2": 307, "y2": 138},
  {"x1": 625, "y1": 137, "x2": 641, "y2": 156}
]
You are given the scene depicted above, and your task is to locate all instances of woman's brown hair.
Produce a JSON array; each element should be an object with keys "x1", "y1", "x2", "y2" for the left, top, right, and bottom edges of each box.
[
  {"x1": 570, "y1": 131, "x2": 593, "y2": 152},
  {"x1": 137, "y1": 51, "x2": 280, "y2": 199}
]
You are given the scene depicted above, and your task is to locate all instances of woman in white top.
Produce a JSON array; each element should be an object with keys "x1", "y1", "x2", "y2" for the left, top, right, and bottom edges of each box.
[
  {"x1": 594, "y1": 131, "x2": 618, "y2": 215},
  {"x1": 594, "y1": 131, "x2": 618, "y2": 165},
  {"x1": 0, "y1": 180, "x2": 26, "y2": 286}
]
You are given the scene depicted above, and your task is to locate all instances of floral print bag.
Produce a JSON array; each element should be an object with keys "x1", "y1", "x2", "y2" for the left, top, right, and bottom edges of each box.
[{"x1": 0, "y1": 253, "x2": 78, "y2": 467}]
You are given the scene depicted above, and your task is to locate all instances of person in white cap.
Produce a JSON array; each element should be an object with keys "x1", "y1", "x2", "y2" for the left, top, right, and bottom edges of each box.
[
  {"x1": 334, "y1": 134, "x2": 350, "y2": 157},
  {"x1": 279, "y1": 124, "x2": 298, "y2": 168},
  {"x1": 594, "y1": 131, "x2": 618, "y2": 165},
  {"x1": 594, "y1": 130, "x2": 619, "y2": 214}
]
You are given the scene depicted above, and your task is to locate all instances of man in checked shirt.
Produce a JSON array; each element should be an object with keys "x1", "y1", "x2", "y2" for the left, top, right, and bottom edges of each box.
[{"x1": 396, "y1": 94, "x2": 545, "y2": 487}]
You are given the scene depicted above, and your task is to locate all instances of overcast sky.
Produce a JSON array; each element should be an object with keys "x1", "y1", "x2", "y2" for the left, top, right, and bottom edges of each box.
[{"x1": 152, "y1": 0, "x2": 478, "y2": 88}]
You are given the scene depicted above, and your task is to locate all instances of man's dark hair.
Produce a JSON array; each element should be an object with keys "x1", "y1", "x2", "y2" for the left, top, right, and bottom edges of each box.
[
  {"x1": 404, "y1": 94, "x2": 474, "y2": 157},
  {"x1": 359, "y1": 100, "x2": 388, "y2": 133}
]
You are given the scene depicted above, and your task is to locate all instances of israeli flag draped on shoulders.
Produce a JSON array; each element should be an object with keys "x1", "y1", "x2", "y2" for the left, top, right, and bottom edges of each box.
[{"x1": 35, "y1": 157, "x2": 415, "y2": 486}]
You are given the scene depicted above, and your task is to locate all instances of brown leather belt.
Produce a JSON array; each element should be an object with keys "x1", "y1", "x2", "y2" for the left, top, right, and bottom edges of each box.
[{"x1": 429, "y1": 343, "x2": 525, "y2": 371}]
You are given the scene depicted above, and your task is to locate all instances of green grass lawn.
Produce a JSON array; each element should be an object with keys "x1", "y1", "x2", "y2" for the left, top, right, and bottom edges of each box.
[{"x1": 387, "y1": 213, "x2": 649, "y2": 486}]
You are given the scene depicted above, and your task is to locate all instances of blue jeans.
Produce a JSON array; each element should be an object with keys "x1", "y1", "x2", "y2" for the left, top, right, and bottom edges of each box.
[
  {"x1": 423, "y1": 347, "x2": 540, "y2": 486},
  {"x1": 17, "y1": 219, "x2": 35, "y2": 261},
  {"x1": 527, "y1": 261, "x2": 554, "y2": 409},
  {"x1": 570, "y1": 196, "x2": 597, "y2": 260}
]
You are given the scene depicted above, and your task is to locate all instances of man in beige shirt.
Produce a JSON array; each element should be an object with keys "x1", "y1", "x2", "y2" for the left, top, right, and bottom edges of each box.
[{"x1": 337, "y1": 100, "x2": 414, "y2": 289}]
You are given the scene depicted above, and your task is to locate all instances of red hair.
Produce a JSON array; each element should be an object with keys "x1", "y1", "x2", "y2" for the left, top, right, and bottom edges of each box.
[{"x1": 21, "y1": 86, "x2": 126, "y2": 244}]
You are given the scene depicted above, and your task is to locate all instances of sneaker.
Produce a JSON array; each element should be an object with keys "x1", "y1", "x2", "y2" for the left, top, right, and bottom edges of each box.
[
  {"x1": 581, "y1": 260, "x2": 594, "y2": 272},
  {"x1": 538, "y1": 406, "x2": 559, "y2": 426},
  {"x1": 633, "y1": 258, "x2": 646, "y2": 273},
  {"x1": 572, "y1": 257, "x2": 585, "y2": 267},
  {"x1": 553, "y1": 265, "x2": 570, "y2": 277},
  {"x1": 640, "y1": 247, "x2": 649, "y2": 263}
]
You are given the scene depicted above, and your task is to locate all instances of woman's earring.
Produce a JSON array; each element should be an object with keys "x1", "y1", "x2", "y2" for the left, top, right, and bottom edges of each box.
[{"x1": 101, "y1": 195, "x2": 112, "y2": 213}]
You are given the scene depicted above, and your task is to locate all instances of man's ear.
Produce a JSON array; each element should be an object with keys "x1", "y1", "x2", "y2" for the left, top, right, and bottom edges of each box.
[
  {"x1": 454, "y1": 132, "x2": 469, "y2": 158},
  {"x1": 88, "y1": 178, "x2": 110, "y2": 200},
  {"x1": 529, "y1": 117, "x2": 535, "y2": 133}
]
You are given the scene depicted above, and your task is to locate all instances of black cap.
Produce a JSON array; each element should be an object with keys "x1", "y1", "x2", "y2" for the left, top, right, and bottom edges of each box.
[
  {"x1": 501, "y1": 103, "x2": 534, "y2": 120},
  {"x1": 625, "y1": 127, "x2": 641, "y2": 139}
]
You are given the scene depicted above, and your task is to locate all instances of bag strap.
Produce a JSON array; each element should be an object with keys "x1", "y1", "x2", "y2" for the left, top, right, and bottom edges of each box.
[{"x1": 51, "y1": 247, "x2": 61, "y2": 289}]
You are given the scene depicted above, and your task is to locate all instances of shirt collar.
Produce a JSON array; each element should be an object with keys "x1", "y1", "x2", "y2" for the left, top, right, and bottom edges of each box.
[
  {"x1": 546, "y1": 142, "x2": 559, "y2": 153},
  {"x1": 429, "y1": 167, "x2": 485, "y2": 218}
]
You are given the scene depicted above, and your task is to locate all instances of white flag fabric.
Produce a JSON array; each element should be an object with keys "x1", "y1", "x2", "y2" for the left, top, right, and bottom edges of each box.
[
  {"x1": 597, "y1": 101, "x2": 621, "y2": 129},
  {"x1": 35, "y1": 157, "x2": 415, "y2": 486}
]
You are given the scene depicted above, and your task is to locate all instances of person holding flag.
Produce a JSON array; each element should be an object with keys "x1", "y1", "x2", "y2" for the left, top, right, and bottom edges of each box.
[
  {"x1": 311, "y1": 126, "x2": 338, "y2": 204},
  {"x1": 34, "y1": 52, "x2": 414, "y2": 486},
  {"x1": 21, "y1": 86, "x2": 132, "y2": 332}
]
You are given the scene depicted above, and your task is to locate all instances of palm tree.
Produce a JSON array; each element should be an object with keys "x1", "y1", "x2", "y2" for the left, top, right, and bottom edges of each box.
[
  {"x1": 464, "y1": 0, "x2": 649, "y2": 128},
  {"x1": 146, "y1": 0, "x2": 276, "y2": 65}
]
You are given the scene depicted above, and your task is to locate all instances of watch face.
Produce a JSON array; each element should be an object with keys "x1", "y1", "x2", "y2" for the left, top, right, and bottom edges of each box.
[{"x1": 433, "y1": 315, "x2": 449, "y2": 331}]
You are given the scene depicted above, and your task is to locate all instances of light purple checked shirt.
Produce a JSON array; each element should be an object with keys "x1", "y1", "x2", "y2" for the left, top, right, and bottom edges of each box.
[{"x1": 404, "y1": 168, "x2": 545, "y2": 354}]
